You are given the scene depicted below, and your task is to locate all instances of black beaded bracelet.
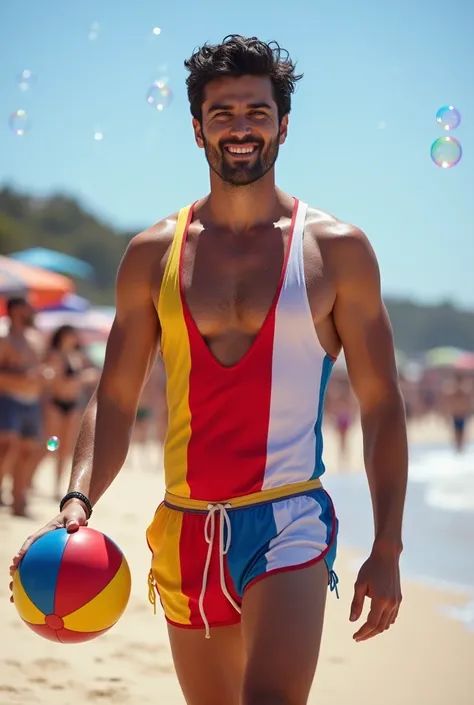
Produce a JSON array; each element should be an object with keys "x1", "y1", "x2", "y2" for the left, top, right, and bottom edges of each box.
[{"x1": 59, "y1": 491, "x2": 93, "y2": 519}]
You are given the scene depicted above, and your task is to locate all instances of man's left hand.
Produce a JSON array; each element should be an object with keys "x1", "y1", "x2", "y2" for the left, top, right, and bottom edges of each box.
[{"x1": 350, "y1": 546, "x2": 402, "y2": 641}]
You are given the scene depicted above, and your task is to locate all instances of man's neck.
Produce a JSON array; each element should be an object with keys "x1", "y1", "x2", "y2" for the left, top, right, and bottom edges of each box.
[{"x1": 201, "y1": 171, "x2": 291, "y2": 233}]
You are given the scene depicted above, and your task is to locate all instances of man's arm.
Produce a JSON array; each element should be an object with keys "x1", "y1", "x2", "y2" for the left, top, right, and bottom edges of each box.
[
  {"x1": 63, "y1": 230, "x2": 164, "y2": 513},
  {"x1": 332, "y1": 228, "x2": 408, "y2": 553}
]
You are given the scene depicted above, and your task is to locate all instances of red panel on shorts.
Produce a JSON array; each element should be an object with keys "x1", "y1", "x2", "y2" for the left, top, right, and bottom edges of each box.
[
  {"x1": 54, "y1": 529, "x2": 122, "y2": 617},
  {"x1": 179, "y1": 511, "x2": 241, "y2": 627}
]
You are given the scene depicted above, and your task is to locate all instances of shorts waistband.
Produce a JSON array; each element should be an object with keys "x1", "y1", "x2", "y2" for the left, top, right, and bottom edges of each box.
[{"x1": 164, "y1": 478, "x2": 323, "y2": 512}]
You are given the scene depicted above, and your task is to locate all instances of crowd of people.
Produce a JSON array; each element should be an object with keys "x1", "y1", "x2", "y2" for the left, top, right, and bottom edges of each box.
[
  {"x1": 0, "y1": 296, "x2": 167, "y2": 516},
  {"x1": 0, "y1": 294, "x2": 472, "y2": 518}
]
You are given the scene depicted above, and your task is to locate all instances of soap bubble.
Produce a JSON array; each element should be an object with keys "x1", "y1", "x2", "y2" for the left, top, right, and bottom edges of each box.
[
  {"x1": 88, "y1": 21, "x2": 100, "y2": 41},
  {"x1": 436, "y1": 105, "x2": 461, "y2": 131},
  {"x1": 17, "y1": 69, "x2": 35, "y2": 92},
  {"x1": 46, "y1": 436, "x2": 60, "y2": 452},
  {"x1": 152, "y1": 27, "x2": 161, "y2": 36},
  {"x1": 147, "y1": 78, "x2": 172, "y2": 111},
  {"x1": 9, "y1": 109, "x2": 30, "y2": 136},
  {"x1": 430, "y1": 136, "x2": 462, "y2": 169}
]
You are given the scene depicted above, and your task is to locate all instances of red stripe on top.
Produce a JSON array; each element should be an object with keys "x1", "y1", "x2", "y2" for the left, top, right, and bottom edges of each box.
[
  {"x1": 179, "y1": 199, "x2": 298, "y2": 500},
  {"x1": 54, "y1": 528, "x2": 122, "y2": 617}
]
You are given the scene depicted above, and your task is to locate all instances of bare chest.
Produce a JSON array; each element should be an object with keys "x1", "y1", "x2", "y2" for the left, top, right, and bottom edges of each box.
[
  {"x1": 6, "y1": 335, "x2": 40, "y2": 370},
  {"x1": 179, "y1": 225, "x2": 335, "y2": 337}
]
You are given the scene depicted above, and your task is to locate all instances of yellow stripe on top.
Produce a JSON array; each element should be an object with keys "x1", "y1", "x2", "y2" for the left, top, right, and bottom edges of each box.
[{"x1": 157, "y1": 206, "x2": 193, "y2": 498}]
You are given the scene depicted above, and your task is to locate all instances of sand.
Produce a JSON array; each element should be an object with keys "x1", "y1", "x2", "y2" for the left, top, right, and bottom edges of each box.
[{"x1": 1, "y1": 421, "x2": 473, "y2": 705}]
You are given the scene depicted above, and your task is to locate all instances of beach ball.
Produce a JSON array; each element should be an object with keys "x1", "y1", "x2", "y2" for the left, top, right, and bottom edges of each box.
[{"x1": 12, "y1": 527, "x2": 131, "y2": 643}]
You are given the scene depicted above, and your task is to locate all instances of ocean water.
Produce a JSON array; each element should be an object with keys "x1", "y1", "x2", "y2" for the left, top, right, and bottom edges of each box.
[{"x1": 323, "y1": 441, "x2": 474, "y2": 632}]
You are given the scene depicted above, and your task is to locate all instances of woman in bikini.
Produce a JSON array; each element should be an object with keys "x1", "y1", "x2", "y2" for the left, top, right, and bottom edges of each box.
[{"x1": 43, "y1": 325, "x2": 99, "y2": 499}]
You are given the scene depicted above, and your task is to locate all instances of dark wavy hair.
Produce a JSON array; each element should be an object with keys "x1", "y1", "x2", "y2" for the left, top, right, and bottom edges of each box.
[
  {"x1": 50, "y1": 324, "x2": 78, "y2": 350},
  {"x1": 184, "y1": 35, "x2": 303, "y2": 123}
]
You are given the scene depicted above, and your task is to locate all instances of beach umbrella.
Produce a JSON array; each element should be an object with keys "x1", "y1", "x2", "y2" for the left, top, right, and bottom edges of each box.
[
  {"x1": 40, "y1": 293, "x2": 91, "y2": 313},
  {"x1": 35, "y1": 308, "x2": 113, "y2": 335},
  {"x1": 454, "y1": 353, "x2": 474, "y2": 371},
  {"x1": 8, "y1": 247, "x2": 94, "y2": 279},
  {"x1": 0, "y1": 268, "x2": 27, "y2": 297},
  {"x1": 0, "y1": 256, "x2": 74, "y2": 315},
  {"x1": 423, "y1": 346, "x2": 468, "y2": 369}
]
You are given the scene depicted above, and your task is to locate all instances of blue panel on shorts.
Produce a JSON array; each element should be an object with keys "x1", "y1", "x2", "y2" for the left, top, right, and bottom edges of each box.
[{"x1": 226, "y1": 501, "x2": 278, "y2": 598}]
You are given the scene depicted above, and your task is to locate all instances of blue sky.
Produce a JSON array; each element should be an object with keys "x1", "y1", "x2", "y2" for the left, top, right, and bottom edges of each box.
[{"x1": 1, "y1": 0, "x2": 473, "y2": 306}]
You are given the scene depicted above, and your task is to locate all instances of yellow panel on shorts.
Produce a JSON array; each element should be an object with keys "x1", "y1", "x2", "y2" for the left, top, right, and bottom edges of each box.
[
  {"x1": 12, "y1": 571, "x2": 45, "y2": 625},
  {"x1": 147, "y1": 503, "x2": 191, "y2": 624},
  {"x1": 63, "y1": 557, "x2": 131, "y2": 632}
]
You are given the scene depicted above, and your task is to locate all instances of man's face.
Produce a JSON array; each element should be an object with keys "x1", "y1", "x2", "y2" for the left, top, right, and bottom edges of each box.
[
  {"x1": 12, "y1": 302, "x2": 35, "y2": 328},
  {"x1": 193, "y1": 75, "x2": 288, "y2": 187}
]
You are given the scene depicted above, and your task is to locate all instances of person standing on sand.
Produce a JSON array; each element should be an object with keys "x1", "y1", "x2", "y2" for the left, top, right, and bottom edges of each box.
[
  {"x1": 442, "y1": 371, "x2": 473, "y2": 453},
  {"x1": 10, "y1": 36, "x2": 408, "y2": 705},
  {"x1": 0, "y1": 297, "x2": 46, "y2": 516}
]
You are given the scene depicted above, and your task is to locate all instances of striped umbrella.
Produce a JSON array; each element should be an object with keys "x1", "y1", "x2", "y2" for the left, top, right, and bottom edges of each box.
[
  {"x1": 424, "y1": 346, "x2": 469, "y2": 369},
  {"x1": 0, "y1": 267, "x2": 27, "y2": 296},
  {"x1": 454, "y1": 352, "x2": 474, "y2": 371}
]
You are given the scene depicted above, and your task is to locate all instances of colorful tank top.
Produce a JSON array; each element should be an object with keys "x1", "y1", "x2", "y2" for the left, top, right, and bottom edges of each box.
[{"x1": 157, "y1": 198, "x2": 335, "y2": 501}]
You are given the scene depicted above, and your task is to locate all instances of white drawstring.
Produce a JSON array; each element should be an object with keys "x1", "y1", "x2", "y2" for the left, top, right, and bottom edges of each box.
[{"x1": 198, "y1": 503, "x2": 241, "y2": 639}]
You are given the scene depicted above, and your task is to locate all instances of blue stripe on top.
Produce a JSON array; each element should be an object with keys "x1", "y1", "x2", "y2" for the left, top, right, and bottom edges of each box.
[{"x1": 311, "y1": 354, "x2": 335, "y2": 480}]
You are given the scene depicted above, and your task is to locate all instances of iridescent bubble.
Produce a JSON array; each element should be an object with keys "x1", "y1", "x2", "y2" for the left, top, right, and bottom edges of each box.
[
  {"x1": 152, "y1": 27, "x2": 161, "y2": 36},
  {"x1": 46, "y1": 436, "x2": 60, "y2": 452},
  {"x1": 88, "y1": 21, "x2": 100, "y2": 41},
  {"x1": 430, "y1": 136, "x2": 462, "y2": 169},
  {"x1": 93, "y1": 129, "x2": 104, "y2": 141},
  {"x1": 436, "y1": 105, "x2": 461, "y2": 131},
  {"x1": 9, "y1": 109, "x2": 30, "y2": 136},
  {"x1": 17, "y1": 69, "x2": 35, "y2": 92},
  {"x1": 146, "y1": 79, "x2": 172, "y2": 111}
]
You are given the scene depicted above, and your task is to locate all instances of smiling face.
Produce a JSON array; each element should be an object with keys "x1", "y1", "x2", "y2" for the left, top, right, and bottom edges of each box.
[{"x1": 193, "y1": 75, "x2": 288, "y2": 187}]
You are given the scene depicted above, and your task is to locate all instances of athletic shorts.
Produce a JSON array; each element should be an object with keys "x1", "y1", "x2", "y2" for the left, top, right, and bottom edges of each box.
[
  {"x1": 0, "y1": 395, "x2": 42, "y2": 440},
  {"x1": 453, "y1": 416, "x2": 466, "y2": 433},
  {"x1": 146, "y1": 484, "x2": 338, "y2": 636}
]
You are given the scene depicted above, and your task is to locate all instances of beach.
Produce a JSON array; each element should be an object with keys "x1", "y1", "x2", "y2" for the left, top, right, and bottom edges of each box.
[{"x1": 1, "y1": 419, "x2": 473, "y2": 705}]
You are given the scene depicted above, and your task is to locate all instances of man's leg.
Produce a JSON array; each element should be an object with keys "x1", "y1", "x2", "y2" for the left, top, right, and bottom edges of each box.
[
  {"x1": 167, "y1": 623, "x2": 245, "y2": 705},
  {"x1": 241, "y1": 561, "x2": 328, "y2": 705}
]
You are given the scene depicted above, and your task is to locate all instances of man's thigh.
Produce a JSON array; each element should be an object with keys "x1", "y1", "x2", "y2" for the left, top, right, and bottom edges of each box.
[
  {"x1": 241, "y1": 560, "x2": 329, "y2": 705},
  {"x1": 167, "y1": 623, "x2": 244, "y2": 705}
]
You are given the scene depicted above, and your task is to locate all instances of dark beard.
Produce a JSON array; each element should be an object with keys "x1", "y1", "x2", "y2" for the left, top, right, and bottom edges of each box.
[{"x1": 203, "y1": 133, "x2": 280, "y2": 187}]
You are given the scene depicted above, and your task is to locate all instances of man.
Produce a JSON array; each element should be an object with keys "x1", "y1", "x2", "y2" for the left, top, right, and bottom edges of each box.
[
  {"x1": 442, "y1": 370, "x2": 473, "y2": 453},
  {"x1": 0, "y1": 297, "x2": 45, "y2": 515},
  {"x1": 11, "y1": 35, "x2": 408, "y2": 705}
]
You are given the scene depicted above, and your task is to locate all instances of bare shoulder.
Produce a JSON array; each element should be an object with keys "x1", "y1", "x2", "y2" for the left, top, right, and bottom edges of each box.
[
  {"x1": 305, "y1": 205, "x2": 379, "y2": 289},
  {"x1": 117, "y1": 212, "x2": 179, "y2": 301},
  {"x1": 123, "y1": 212, "x2": 179, "y2": 270}
]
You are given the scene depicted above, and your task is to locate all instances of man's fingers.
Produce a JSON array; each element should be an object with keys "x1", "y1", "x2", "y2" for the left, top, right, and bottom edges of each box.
[
  {"x1": 12, "y1": 524, "x2": 57, "y2": 568},
  {"x1": 66, "y1": 519, "x2": 80, "y2": 532},
  {"x1": 354, "y1": 601, "x2": 397, "y2": 641},
  {"x1": 350, "y1": 581, "x2": 368, "y2": 622}
]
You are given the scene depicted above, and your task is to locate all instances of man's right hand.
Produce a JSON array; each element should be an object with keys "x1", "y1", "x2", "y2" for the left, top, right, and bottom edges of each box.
[{"x1": 9, "y1": 500, "x2": 89, "y2": 600}]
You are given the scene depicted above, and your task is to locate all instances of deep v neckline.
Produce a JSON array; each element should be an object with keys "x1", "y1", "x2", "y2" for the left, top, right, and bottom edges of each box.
[{"x1": 178, "y1": 198, "x2": 299, "y2": 371}]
